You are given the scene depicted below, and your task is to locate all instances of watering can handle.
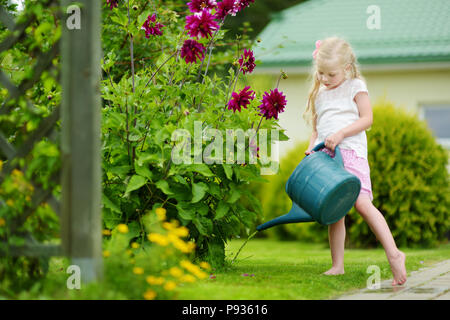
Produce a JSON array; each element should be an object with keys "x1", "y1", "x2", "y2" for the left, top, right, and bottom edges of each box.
[{"x1": 311, "y1": 142, "x2": 344, "y2": 166}]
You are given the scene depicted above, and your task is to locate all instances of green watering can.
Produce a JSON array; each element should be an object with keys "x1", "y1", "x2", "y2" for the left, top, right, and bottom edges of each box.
[{"x1": 256, "y1": 142, "x2": 361, "y2": 231}]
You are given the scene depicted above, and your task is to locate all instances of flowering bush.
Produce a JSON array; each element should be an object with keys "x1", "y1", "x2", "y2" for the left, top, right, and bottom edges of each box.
[
  {"x1": 101, "y1": 0, "x2": 289, "y2": 267},
  {"x1": 99, "y1": 207, "x2": 210, "y2": 300}
]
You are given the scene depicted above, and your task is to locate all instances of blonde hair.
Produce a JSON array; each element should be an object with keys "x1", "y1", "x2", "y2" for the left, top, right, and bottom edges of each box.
[{"x1": 303, "y1": 36, "x2": 365, "y2": 130}]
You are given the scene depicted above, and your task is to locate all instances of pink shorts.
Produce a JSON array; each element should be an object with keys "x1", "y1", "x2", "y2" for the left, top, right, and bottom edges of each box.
[{"x1": 318, "y1": 147, "x2": 373, "y2": 202}]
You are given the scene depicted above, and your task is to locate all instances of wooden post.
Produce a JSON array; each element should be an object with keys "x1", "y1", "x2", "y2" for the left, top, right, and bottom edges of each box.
[{"x1": 61, "y1": 0, "x2": 103, "y2": 283}]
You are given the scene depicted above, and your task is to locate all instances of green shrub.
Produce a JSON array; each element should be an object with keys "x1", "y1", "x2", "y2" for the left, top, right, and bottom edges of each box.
[{"x1": 347, "y1": 100, "x2": 450, "y2": 248}]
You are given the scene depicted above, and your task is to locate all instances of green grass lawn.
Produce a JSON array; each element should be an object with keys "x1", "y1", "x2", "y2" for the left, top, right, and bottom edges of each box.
[
  {"x1": 1, "y1": 239, "x2": 449, "y2": 300},
  {"x1": 175, "y1": 239, "x2": 450, "y2": 300}
]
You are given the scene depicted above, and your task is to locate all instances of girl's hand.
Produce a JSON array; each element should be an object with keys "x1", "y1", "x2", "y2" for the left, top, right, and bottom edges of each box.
[
  {"x1": 324, "y1": 131, "x2": 344, "y2": 151},
  {"x1": 305, "y1": 150, "x2": 315, "y2": 156}
]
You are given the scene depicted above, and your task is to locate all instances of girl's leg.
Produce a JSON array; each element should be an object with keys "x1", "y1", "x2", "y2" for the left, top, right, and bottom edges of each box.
[
  {"x1": 324, "y1": 217, "x2": 345, "y2": 275},
  {"x1": 354, "y1": 194, "x2": 407, "y2": 285}
]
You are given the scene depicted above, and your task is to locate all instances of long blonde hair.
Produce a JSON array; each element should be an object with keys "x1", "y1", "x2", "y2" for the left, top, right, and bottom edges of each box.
[{"x1": 303, "y1": 36, "x2": 365, "y2": 131}]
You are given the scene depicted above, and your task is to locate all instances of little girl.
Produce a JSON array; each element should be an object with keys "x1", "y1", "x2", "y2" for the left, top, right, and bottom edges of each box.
[{"x1": 303, "y1": 37, "x2": 407, "y2": 286}]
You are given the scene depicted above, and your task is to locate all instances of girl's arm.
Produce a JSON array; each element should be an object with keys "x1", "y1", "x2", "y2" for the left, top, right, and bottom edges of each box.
[
  {"x1": 305, "y1": 129, "x2": 318, "y2": 155},
  {"x1": 324, "y1": 92, "x2": 373, "y2": 151},
  {"x1": 339, "y1": 92, "x2": 373, "y2": 137}
]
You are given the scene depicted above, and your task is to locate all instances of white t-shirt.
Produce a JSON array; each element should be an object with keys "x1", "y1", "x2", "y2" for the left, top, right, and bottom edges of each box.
[{"x1": 313, "y1": 78, "x2": 370, "y2": 159}]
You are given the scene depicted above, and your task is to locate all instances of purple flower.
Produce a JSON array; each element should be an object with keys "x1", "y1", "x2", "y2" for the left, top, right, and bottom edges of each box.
[
  {"x1": 238, "y1": 49, "x2": 256, "y2": 74},
  {"x1": 215, "y1": 0, "x2": 239, "y2": 20},
  {"x1": 187, "y1": 0, "x2": 217, "y2": 13},
  {"x1": 258, "y1": 89, "x2": 287, "y2": 120},
  {"x1": 227, "y1": 86, "x2": 255, "y2": 113},
  {"x1": 180, "y1": 39, "x2": 206, "y2": 64},
  {"x1": 237, "y1": 0, "x2": 255, "y2": 10},
  {"x1": 106, "y1": 0, "x2": 118, "y2": 10},
  {"x1": 185, "y1": 10, "x2": 220, "y2": 39},
  {"x1": 141, "y1": 14, "x2": 165, "y2": 38}
]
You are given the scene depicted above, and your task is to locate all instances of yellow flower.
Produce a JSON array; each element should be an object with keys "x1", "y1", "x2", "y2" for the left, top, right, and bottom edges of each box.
[
  {"x1": 169, "y1": 267, "x2": 183, "y2": 278},
  {"x1": 199, "y1": 262, "x2": 211, "y2": 270},
  {"x1": 131, "y1": 242, "x2": 140, "y2": 249},
  {"x1": 164, "y1": 281, "x2": 177, "y2": 291},
  {"x1": 171, "y1": 226, "x2": 189, "y2": 238},
  {"x1": 0, "y1": 218, "x2": 5, "y2": 227},
  {"x1": 102, "y1": 229, "x2": 112, "y2": 236},
  {"x1": 162, "y1": 222, "x2": 176, "y2": 231},
  {"x1": 11, "y1": 169, "x2": 23, "y2": 177},
  {"x1": 171, "y1": 237, "x2": 193, "y2": 253},
  {"x1": 103, "y1": 250, "x2": 110, "y2": 258},
  {"x1": 133, "y1": 267, "x2": 144, "y2": 275},
  {"x1": 155, "y1": 207, "x2": 166, "y2": 221},
  {"x1": 117, "y1": 224, "x2": 129, "y2": 234},
  {"x1": 180, "y1": 274, "x2": 196, "y2": 283},
  {"x1": 146, "y1": 276, "x2": 165, "y2": 285},
  {"x1": 6, "y1": 199, "x2": 14, "y2": 207},
  {"x1": 143, "y1": 289, "x2": 157, "y2": 300},
  {"x1": 180, "y1": 260, "x2": 208, "y2": 279},
  {"x1": 25, "y1": 195, "x2": 31, "y2": 202},
  {"x1": 148, "y1": 233, "x2": 169, "y2": 246},
  {"x1": 193, "y1": 270, "x2": 208, "y2": 279},
  {"x1": 0, "y1": 160, "x2": 3, "y2": 171}
]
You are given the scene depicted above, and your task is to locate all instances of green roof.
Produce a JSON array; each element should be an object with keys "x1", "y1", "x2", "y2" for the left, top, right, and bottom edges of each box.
[{"x1": 254, "y1": 0, "x2": 450, "y2": 68}]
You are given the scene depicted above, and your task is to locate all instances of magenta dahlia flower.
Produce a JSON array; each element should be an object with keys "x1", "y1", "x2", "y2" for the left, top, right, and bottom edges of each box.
[
  {"x1": 227, "y1": 86, "x2": 255, "y2": 113},
  {"x1": 187, "y1": 0, "x2": 217, "y2": 13},
  {"x1": 185, "y1": 10, "x2": 220, "y2": 39},
  {"x1": 141, "y1": 14, "x2": 165, "y2": 38},
  {"x1": 180, "y1": 39, "x2": 206, "y2": 64},
  {"x1": 106, "y1": 0, "x2": 118, "y2": 10},
  {"x1": 258, "y1": 89, "x2": 287, "y2": 120},
  {"x1": 215, "y1": 0, "x2": 239, "y2": 20},
  {"x1": 238, "y1": 49, "x2": 256, "y2": 74},
  {"x1": 237, "y1": 0, "x2": 255, "y2": 10}
]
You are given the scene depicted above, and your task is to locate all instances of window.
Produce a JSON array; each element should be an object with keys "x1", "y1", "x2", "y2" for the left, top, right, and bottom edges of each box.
[{"x1": 419, "y1": 104, "x2": 450, "y2": 149}]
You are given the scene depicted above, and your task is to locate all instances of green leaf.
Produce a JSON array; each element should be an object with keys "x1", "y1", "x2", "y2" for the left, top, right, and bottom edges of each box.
[
  {"x1": 102, "y1": 194, "x2": 121, "y2": 213},
  {"x1": 134, "y1": 161, "x2": 153, "y2": 181},
  {"x1": 176, "y1": 202, "x2": 194, "y2": 221},
  {"x1": 109, "y1": 165, "x2": 131, "y2": 179},
  {"x1": 137, "y1": 152, "x2": 163, "y2": 168},
  {"x1": 193, "y1": 217, "x2": 213, "y2": 236},
  {"x1": 240, "y1": 209, "x2": 257, "y2": 228},
  {"x1": 214, "y1": 201, "x2": 229, "y2": 220},
  {"x1": 222, "y1": 164, "x2": 233, "y2": 180},
  {"x1": 155, "y1": 180, "x2": 174, "y2": 195},
  {"x1": 226, "y1": 187, "x2": 241, "y2": 203},
  {"x1": 194, "y1": 202, "x2": 209, "y2": 216},
  {"x1": 125, "y1": 175, "x2": 147, "y2": 194},
  {"x1": 185, "y1": 163, "x2": 214, "y2": 177},
  {"x1": 192, "y1": 182, "x2": 208, "y2": 203}
]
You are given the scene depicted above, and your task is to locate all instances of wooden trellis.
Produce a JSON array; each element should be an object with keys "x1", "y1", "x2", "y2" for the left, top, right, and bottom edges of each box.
[{"x1": 0, "y1": 0, "x2": 103, "y2": 282}]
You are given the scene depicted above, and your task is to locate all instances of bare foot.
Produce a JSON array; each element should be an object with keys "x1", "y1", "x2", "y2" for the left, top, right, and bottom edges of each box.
[
  {"x1": 323, "y1": 267, "x2": 345, "y2": 275},
  {"x1": 388, "y1": 250, "x2": 407, "y2": 286}
]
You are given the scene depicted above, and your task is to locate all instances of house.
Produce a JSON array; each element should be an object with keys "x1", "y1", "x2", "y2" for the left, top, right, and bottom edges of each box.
[{"x1": 252, "y1": 0, "x2": 450, "y2": 160}]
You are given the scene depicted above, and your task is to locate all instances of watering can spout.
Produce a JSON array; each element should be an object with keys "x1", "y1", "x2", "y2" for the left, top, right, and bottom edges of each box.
[{"x1": 256, "y1": 202, "x2": 314, "y2": 232}]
